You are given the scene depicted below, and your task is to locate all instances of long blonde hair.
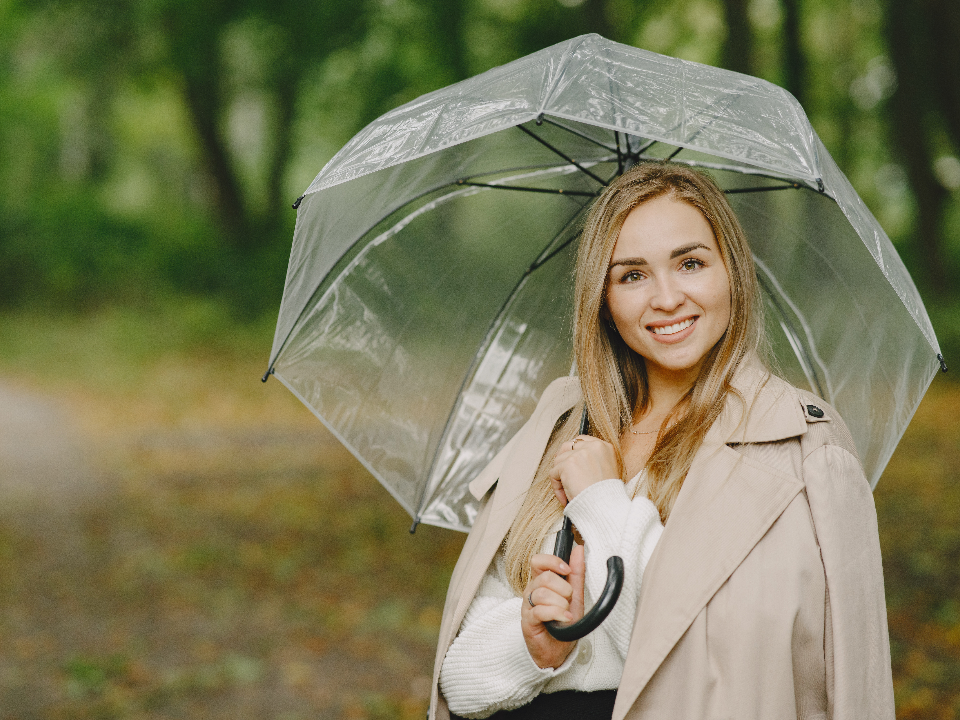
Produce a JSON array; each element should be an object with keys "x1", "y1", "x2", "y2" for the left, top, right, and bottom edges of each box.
[{"x1": 503, "y1": 162, "x2": 766, "y2": 593}]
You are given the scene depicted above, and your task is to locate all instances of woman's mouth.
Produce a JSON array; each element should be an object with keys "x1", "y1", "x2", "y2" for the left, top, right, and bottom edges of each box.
[{"x1": 649, "y1": 317, "x2": 696, "y2": 336}]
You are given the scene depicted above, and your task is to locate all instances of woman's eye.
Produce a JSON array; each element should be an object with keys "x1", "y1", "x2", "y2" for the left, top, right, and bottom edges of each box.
[
  {"x1": 620, "y1": 270, "x2": 643, "y2": 283},
  {"x1": 680, "y1": 258, "x2": 704, "y2": 271}
]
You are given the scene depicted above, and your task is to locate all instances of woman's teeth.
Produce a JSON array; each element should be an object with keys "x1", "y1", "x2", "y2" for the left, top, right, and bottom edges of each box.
[{"x1": 651, "y1": 318, "x2": 695, "y2": 335}]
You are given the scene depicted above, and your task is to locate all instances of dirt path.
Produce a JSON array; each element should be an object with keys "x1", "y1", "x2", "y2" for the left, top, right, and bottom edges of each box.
[
  {"x1": 0, "y1": 378, "x2": 453, "y2": 719},
  {"x1": 0, "y1": 380, "x2": 109, "y2": 552},
  {"x1": 0, "y1": 381, "x2": 103, "y2": 510}
]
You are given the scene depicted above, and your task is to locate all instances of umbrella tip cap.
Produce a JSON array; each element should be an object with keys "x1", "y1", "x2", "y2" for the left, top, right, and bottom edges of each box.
[
  {"x1": 409, "y1": 520, "x2": 420, "y2": 534},
  {"x1": 261, "y1": 368, "x2": 274, "y2": 383},
  {"x1": 938, "y1": 354, "x2": 948, "y2": 373}
]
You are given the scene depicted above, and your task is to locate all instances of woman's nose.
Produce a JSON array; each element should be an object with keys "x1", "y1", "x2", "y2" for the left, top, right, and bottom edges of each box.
[{"x1": 650, "y1": 276, "x2": 685, "y2": 311}]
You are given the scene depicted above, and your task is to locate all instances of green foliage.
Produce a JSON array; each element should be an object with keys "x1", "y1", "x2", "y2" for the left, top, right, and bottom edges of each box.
[{"x1": 0, "y1": 0, "x2": 958, "y2": 315}]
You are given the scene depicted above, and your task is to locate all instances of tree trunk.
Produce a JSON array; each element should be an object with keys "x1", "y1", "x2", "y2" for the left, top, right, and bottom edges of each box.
[
  {"x1": 266, "y1": 79, "x2": 298, "y2": 228},
  {"x1": 181, "y1": 77, "x2": 249, "y2": 245},
  {"x1": 720, "y1": 0, "x2": 753, "y2": 75},
  {"x1": 781, "y1": 0, "x2": 806, "y2": 107},
  {"x1": 162, "y1": 4, "x2": 250, "y2": 249},
  {"x1": 428, "y1": 0, "x2": 471, "y2": 82},
  {"x1": 884, "y1": 0, "x2": 949, "y2": 294},
  {"x1": 926, "y1": 0, "x2": 960, "y2": 153}
]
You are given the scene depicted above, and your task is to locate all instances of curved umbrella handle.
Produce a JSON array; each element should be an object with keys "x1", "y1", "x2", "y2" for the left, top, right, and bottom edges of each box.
[
  {"x1": 544, "y1": 517, "x2": 624, "y2": 642},
  {"x1": 544, "y1": 406, "x2": 624, "y2": 642}
]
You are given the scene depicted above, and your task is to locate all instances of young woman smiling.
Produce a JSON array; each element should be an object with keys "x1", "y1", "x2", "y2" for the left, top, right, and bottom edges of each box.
[{"x1": 431, "y1": 164, "x2": 895, "y2": 720}]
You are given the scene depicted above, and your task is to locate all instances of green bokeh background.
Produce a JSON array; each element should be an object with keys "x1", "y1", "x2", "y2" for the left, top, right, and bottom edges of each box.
[{"x1": 0, "y1": 0, "x2": 957, "y2": 717}]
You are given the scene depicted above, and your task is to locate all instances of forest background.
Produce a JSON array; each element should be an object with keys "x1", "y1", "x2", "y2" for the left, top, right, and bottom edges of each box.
[{"x1": 0, "y1": 0, "x2": 958, "y2": 718}]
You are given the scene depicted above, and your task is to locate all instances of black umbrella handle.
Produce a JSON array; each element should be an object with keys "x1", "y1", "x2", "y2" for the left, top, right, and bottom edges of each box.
[
  {"x1": 544, "y1": 406, "x2": 624, "y2": 642},
  {"x1": 544, "y1": 517, "x2": 624, "y2": 642}
]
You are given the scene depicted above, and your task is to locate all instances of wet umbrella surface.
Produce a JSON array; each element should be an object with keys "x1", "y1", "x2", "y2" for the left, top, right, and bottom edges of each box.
[{"x1": 266, "y1": 34, "x2": 943, "y2": 533}]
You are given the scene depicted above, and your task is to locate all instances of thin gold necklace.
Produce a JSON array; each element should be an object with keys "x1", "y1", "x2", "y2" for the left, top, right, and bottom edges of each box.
[{"x1": 630, "y1": 425, "x2": 658, "y2": 435}]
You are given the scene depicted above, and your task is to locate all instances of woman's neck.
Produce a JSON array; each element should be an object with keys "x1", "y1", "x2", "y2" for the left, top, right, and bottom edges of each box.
[{"x1": 640, "y1": 364, "x2": 699, "y2": 420}]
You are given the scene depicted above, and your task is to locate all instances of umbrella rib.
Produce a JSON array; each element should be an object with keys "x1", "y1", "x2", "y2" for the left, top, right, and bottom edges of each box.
[
  {"x1": 632, "y1": 154, "x2": 823, "y2": 190},
  {"x1": 456, "y1": 181, "x2": 598, "y2": 197},
  {"x1": 459, "y1": 159, "x2": 616, "y2": 182},
  {"x1": 635, "y1": 138, "x2": 659, "y2": 154},
  {"x1": 538, "y1": 116, "x2": 619, "y2": 152},
  {"x1": 517, "y1": 124, "x2": 609, "y2": 186},
  {"x1": 415, "y1": 208, "x2": 588, "y2": 522},
  {"x1": 723, "y1": 183, "x2": 803, "y2": 194},
  {"x1": 530, "y1": 229, "x2": 583, "y2": 272},
  {"x1": 267, "y1": 162, "x2": 613, "y2": 376}
]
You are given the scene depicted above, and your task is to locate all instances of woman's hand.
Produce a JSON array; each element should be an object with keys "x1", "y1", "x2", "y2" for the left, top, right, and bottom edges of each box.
[
  {"x1": 549, "y1": 435, "x2": 618, "y2": 505},
  {"x1": 520, "y1": 545, "x2": 586, "y2": 668}
]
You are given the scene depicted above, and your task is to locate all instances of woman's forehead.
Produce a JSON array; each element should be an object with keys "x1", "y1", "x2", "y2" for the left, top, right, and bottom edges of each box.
[{"x1": 610, "y1": 195, "x2": 718, "y2": 263}]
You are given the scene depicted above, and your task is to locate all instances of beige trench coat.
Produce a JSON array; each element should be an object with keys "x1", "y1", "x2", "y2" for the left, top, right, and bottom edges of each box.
[{"x1": 429, "y1": 361, "x2": 896, "y2": 720}]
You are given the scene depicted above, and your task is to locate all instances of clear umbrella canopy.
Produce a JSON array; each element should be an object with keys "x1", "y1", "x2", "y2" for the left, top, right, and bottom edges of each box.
[{"x1": 267, "y1": 34, "x2": 942, "y2": 532}]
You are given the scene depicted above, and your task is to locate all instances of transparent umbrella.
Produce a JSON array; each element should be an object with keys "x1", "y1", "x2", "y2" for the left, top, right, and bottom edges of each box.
[{"x1": 265, "y1": 34, "x2": 944, "y2": 534}]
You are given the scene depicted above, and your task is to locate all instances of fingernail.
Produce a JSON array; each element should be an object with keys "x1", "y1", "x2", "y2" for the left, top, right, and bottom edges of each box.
[
  {"x1": 559, "y1": 563, "x2": 570, "y2": 573},
  {"x1": 565, "y1": 612, "x2": 573, "y2": 621}
]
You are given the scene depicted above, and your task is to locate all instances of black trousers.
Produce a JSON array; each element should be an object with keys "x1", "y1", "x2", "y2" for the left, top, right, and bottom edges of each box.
[{"x1": 450, "y1": 690, "x2": 617, "y2": 720}]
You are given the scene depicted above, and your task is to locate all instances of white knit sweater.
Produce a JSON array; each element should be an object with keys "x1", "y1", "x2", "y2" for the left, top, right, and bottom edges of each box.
[{"x1": 439, "y1": 474, "x2": 664, "y2": 719}]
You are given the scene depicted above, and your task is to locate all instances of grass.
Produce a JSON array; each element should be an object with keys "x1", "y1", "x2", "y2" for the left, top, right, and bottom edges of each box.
[{"x1": 0, "y1": 302, "x2": 957, "y2": 718}]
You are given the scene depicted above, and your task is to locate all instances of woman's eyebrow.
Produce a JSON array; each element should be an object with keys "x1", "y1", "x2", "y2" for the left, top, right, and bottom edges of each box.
[
  {"x1": 609, "y1": 257, "x2": 646, "y2": 269},
  {"x1": 609, "y1": 243, "x2": 711, "y2": 269},
  {"x1": 669, "y1": 242, "x2": 710, "y2": 259}
]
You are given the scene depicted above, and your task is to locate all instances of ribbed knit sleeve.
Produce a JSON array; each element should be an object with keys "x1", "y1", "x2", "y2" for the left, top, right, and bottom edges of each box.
[
  {"x1": 563, "y1": 478, "x2": 664, "y2": 660},
  {"x1": 439, "y1": 553, "x2": 580, "y2": 719}
]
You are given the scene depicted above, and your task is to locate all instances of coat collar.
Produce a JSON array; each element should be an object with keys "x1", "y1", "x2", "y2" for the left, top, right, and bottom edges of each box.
[
  {"x1": 465, "y1": 354, "x2": 808, "y2": 492},
  {"x1": 704, "y1": 356, "x2": 809, "y2": 445}
]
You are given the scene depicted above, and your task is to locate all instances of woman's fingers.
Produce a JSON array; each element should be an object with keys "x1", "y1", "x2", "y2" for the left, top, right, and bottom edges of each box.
[
  {"x1": 530, "y1": 600, "x2": 572, "y2": 623},
  {"x1": 527, "y1": 554, "x2": 576, "y2": 621},
  {"x1": 530, "y1": 572, "x2": 574, "y2": 602},
  {"x1": 526, "y1": 581, "x2": 574, "y2": 622},
  {"x1": 521, "y1": 551, "x2": 581, "y2": 668},
  {"x1": 529, "y1": 544, "x2": 586, "y2": 623},
  {"x1": 551, "y1": 475, "x2": 568, "y2": 506},
  {"x1": 530, "y1": 552, "x2": 571, "y2": 576},
  {"x1": 549, "y1": 435, "x2": 619, "y2": 501}
]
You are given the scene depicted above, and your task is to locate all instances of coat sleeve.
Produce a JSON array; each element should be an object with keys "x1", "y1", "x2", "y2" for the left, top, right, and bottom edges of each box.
[{"x1": 803, "y1": 443, "x2": 895, "y2": 720}]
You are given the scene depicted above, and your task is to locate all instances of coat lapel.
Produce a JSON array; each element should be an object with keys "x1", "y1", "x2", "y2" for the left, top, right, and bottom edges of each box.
[
  {"x1": 613, "y1": 366, "x2": 809, "y2": 718},
  {"x1": 612, "y1": 442, "x2": 804, "y2": 717}
]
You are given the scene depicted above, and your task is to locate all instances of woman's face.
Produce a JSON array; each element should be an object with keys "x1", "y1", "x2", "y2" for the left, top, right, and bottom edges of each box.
[{"x1": 605, "y1": 193, "x2": 731, "y2": 386}]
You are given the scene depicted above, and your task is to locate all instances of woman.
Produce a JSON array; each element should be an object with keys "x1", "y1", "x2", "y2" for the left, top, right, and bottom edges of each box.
[{"x1": 430, "y1": 163, "x2": 895, "y2": 720}]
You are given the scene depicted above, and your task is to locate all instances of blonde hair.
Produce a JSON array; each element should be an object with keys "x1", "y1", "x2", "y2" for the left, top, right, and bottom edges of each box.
[{"x1": 503, "y1": 162, "x2": 766, "y2": 594}]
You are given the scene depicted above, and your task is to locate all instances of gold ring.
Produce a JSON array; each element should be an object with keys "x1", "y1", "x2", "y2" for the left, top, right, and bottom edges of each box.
[{"x1": 572, "y1": 437, "x2": 583, "y2": 450}]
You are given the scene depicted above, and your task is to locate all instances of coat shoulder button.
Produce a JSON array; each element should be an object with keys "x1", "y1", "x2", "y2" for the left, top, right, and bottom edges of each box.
[{"x1": 806, "y1": 404, "x2": 824, "y2": 418}]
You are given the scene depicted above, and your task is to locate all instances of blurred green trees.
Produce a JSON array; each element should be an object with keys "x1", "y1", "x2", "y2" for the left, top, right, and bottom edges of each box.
[{"x1": 1, "y1": 0, "x2": 958, "y2": 329}]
